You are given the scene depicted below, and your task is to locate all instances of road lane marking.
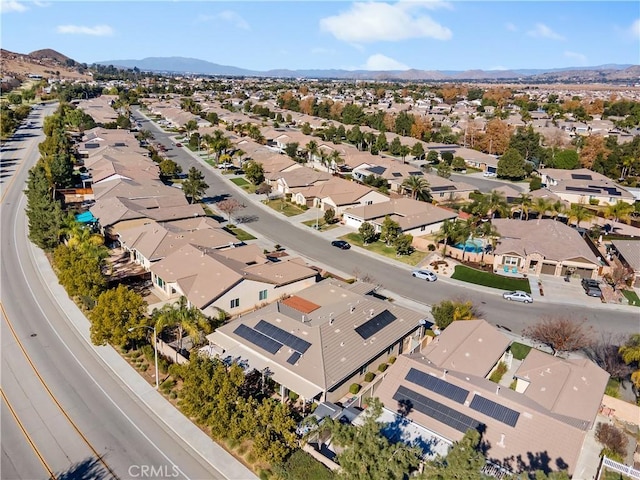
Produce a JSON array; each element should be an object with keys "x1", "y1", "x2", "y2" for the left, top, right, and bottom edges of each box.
[
  {"x1": 0, "y1": 388, "x2": 57, "y2": 480},
  {"x1": 0, "y1": 303, "x2": 121, "y2": 480}
]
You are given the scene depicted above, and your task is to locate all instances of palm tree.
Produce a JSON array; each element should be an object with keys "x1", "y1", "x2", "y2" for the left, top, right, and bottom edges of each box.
[
  {"x1": 328, "y1": 150, "x2": 343, "y2": 173},
  {"x1": 533, "y1": 197, "x2": 552, "y2": 220},
  {"x1": 486, "y1": 191, "x2": 508, "y2": 219},
  {"x1": 401, "y1": 175, "x2": 431, "y2": 201},
  {"x1": 604, "y1": 201, "x2": 634, "y2": 224},
  {"x1": 153, "y1": 296, "x2": 211, "y2": 355},
  {"x1": 305, "y1": 140, "x2": 319, "y2": 165},
  {"x1": 549, "y1": 200, "x2": 566, "y2": 221},
  {"x1": 567, "y1": 204, "x2": 595, "y2": 228},
  {"x1": 512, "y1": 193, "x2": 533, "y2": 220}
]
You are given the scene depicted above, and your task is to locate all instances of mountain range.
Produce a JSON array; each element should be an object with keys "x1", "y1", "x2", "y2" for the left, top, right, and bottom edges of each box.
[{"x1": 96, "y1": 56, "x2": 640, "y2": 82}]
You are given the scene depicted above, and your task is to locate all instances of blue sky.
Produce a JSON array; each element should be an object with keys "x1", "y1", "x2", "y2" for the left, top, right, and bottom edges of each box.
[{"x1": 2, "y1": 1, "x2": 639, "y2": 72}]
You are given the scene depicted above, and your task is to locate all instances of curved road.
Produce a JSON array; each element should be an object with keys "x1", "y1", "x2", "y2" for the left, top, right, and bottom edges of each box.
[
  {"x1": 1, "y1": 106, "x2": 233, "y2": 479},
  {"x1": 134, "y1": 109, "x2": 639, "y2": 337}
]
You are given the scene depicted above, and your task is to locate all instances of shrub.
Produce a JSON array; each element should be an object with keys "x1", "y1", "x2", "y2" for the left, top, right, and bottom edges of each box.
[
  {"x1": 388, "y1": 356, "x2": 396, "y2": 364},
  {"x1": 141, "y1": 344, "x2": 154, "y2": 363},
  {"x1": 364, "y1": 372, "x2": 375, "y2": 382},
  {"x1": 288, "y1": 391, "x2": 299, "y2": 402},
  {"x1": 509, "y1": 379, "x2": 517, "y2": 390},
  {"x1": 272, "y1": 450, "x2": 335, "y2": 480},
  {"x1": 428, "y1": 244, "x2": 436, "y2": 251},
  {"x1": 605, "y1": 378, "x2": 620, "y2": 398},
  {"x1": 169, "y1": 391, "x2": 177, "y2": 399},
  {"x1": 160, "y1": 379, "x2": 175, "y2": 392},
  {"x1": 489, "y1": 362, "x2": 508, "y2": 383},
  {"x1": 349, "y1": 383, "x2": 361, "y2": 394},
  {"x1": 378, "y1": 363, "x2": 388, "y2": 372},
  {"x1": 595, "y1": 422, "x2": 628, "y2": 458}
]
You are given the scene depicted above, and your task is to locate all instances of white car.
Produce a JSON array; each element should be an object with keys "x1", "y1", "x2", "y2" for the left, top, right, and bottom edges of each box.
[
  {"x1": 483, "y1": 171, "x2": 497, "y2": 177},
  {"x1": 502, "y1": 291, "x2": 533, "y2": 303},
  {"x1": 411, "y1": 269, "x2": 438, "y2": 282}
]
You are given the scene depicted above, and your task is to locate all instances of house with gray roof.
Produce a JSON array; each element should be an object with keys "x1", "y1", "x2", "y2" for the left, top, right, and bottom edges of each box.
[
  {"x1": 372, "y1": 320, "x2": 608, "y2": 476},
  {"x1": 149, "y1": 244, "x2": 318, "y2": 317},
  {"x1": 206, "y1": 279, "x2": 429, "y2": 403},
  {"x1": 343, "y1": 198, "x2": 457, "y2": 237},
  {"x1": 492, "y1": 218, "x2": 603, "y2": 278}
]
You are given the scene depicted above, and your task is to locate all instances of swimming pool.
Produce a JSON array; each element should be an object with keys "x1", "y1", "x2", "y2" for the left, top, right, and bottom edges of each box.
[{"x1": 453, "y1": 239, "x2": 485, "y2": 254}]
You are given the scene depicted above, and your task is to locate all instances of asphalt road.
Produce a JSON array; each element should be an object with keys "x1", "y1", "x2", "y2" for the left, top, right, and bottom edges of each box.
[
  {"x1": 1, "y1": 106, "x2": 226, "y2": 480},
  {"x1": 134, "y1": 109, "x2": 640, "y2": 337}
]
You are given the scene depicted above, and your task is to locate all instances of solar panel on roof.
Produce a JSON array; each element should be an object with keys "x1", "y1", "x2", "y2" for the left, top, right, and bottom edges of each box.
[
  {"x1": 391, "y1": 172, "x2": 402, "y2": 177},
  {"x1": 287, "y1": 352, "x2": 301, "y2": 365},
  {"x1": 254, "y1": 320, "x2": 311, "y2": 354},
  {"x1": 431, "y1": 185, "x2": 456, "y2": 192},
  {"x1": 355, "y1": 310, "x2": 397, "y2": 340},
  {"x1": 565, "y1": 186, "x2": 601, "y2": 194},
  {"x1": 571, "y1": 173, "x2": 593, "y2": 180},
  {"x1": 234, "y1": 324, "x2": 282, "y2": 355},
  {"x1": 368, "y1": 166, "x2": 386, "y2": 175},
  {"x1": 469, "y1": 395, "x2": 520, "y2": 427},
  {"x1": 393, "y1": 385, "x2": 482, "y2": 434},
  {"x1": 405, "y1": 368, "x2": 469, "y2": 403}
]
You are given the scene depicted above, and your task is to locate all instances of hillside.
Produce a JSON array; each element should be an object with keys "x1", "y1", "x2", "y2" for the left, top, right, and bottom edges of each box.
[
  {"x1": 96, "y1": 56, "x2": 639, "y2": 82},
  {"x1": 0, "y1": 48, "x2": 92, "y2": 82}
]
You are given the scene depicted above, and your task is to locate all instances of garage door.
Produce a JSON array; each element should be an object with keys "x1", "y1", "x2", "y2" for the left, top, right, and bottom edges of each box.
[
  {"x1": 540, "y1": 263, "x2": 556, "y2": 275},
  {"x1": 571, "y1": 266, "x2": 595, "y2": 279}
]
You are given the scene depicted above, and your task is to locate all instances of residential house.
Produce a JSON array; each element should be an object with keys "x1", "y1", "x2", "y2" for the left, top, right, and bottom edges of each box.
[
  {"x1": 539, "y1": 168, "x2": 635, "y2": 206},
  {"x1": 372, "y1": 320, "x2": 608, "y2": 476},
  {"x1": 343, "y1": 198, "x2": 457, "y2": 237},
  {"x1": 206, "y1": 279, "x2": 429, "y2": 403},
  {"x1": 149, "y1": 243, "x2": 318, "y2": 317},
  {"x1": 271, "y1": 168, "x2": 332, "y2": 195},
  {"x1": 610, "y1": 239, "x2": 640, "y2": 287},
  {"x1": 491, "y1": 218, "x2": 603, "y2": 278}
]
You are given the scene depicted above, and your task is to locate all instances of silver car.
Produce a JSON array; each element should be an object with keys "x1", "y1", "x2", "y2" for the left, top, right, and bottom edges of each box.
[
  {"x1": 411, "y1": 269, "x2": 438, "y2": 282},
  {"x1": 502, "y1": 290, "x2": 533, "y2": 303}
]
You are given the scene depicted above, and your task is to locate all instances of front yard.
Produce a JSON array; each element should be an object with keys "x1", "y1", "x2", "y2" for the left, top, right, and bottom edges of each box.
[
  {"x1": 451, "y1": 265, "x2": 531, "y2": 292},
  {"x1": 621, "y1": 289, "x2": 640, "y2": 307},
  {"x1": 302, "y1": 219, "x2": 339, "y2": 232},
  {"x1": 342, "y1": 233, "x2": 428, "y2": 266},
  {"x1": 263, "y1": 199, "x2": 307, "y2": 217}
]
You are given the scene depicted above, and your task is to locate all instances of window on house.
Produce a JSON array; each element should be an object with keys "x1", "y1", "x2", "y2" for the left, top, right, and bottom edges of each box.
[
  {"x1": 503, "y1": 256, "x2": 519, "y2": 266},
  {"x1": 230, "y1": 298, "x2": 240, "y2": 309},
  {"x1": 259, "y1": 290, "x2": 267, "y2": 301},
  {"x1": 420, "y1": 226, "x2": 426, "y2": 231},
  {"x1": 366, "y1": 201, "x2": 373, "y2": 205},
  {"x1": 156, "y1": 277, "x2": 164, "y2": 288}
]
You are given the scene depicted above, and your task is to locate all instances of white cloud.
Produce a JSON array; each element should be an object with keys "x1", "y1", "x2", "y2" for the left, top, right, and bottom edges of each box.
[
  {"x1": 505, "y1": 22, "x2": 517, "y2": 32},
  {"x1": 320, "y1": 2, "x2": 452, "y2": 43},
  {"x1": 56, "y1": 24, "x2": 114, "y2": 36},
  {"x1": 564, "y1": 51, "x2": 588, "y2": 65},
  {"x1": 629, "y1": 18, "x2": 640, "y2": 39},
  {"x1": 397, "y1": 0, "x2": 453, "y2": 11},
  {"x1": 527, "y1": 23, "x2": 564, "y2": 40},
  {"x1": 363, "y1": 54, "x2": 409, "y2": 70},
  {"x1": 0, "y1": 0, "x2": 27, "y2": 13},
  {"x1": 197, "y1": 10, "x2": 249, "y2": 30},
  {"x1": 311, "y1": 47, "x2": 334, "y2": 55}
]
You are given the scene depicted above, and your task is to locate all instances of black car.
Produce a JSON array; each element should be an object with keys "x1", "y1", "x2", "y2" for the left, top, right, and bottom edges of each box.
[
  {"x1": 331, "y1": 240, "x2": 351, "y2": 250},
  {"x1": 581, "y1": 278, "x2": 602, "y2": 297}
]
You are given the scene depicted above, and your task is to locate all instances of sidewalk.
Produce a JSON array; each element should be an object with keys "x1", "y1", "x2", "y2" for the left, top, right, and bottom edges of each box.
[{"x1": 29, "y1": 241, "x2": 258, "y2": 479}]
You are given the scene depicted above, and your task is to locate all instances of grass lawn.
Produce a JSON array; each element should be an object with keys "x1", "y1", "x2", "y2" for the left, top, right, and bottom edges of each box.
[
  {"x1": 343, "y1": 233, "x2": 428, "y2": 267},
  {"x1": 602, "y1": 470, "x2": 634, "y2": 480},
  {"x1": 621, "y1": 289, "x2": 640, "y2": 307},
  {"x1": 302, "y1": 219, "x2": 339, "y2": 232},
  {"x1": 509, "y1": 342, "x2": 532, "y2": 360},
  {"x1": 225, "y1": 226, "x2": 256, "y2": 241},
  {"x1": 230, "y1": 177, "x2": 249, "y2": 186},
  {"x1": 451, "y1": 265, "x2": 531, "y2": 292},
  {"x1": 263, "y1": 199, "x2": 307, "y2": 217}
]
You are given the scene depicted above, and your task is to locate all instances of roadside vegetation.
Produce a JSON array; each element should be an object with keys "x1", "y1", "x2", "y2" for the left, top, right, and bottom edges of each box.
[{"x1": 451, "y1": 265, "x2": 531, "y2": 292}]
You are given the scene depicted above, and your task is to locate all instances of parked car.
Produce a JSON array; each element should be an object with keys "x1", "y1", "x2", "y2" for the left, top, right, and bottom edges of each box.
[
  {"x1": 219, "y1": 162, "x2": 234, "y2": 169},
  {"x1": 331, "y1": 240, "x2": 351, "y2": 250},
  {"x1": 176, "y1": 143, "x2": 183, "y2": 147},
  {"x1": 581, "y1": 278, "x2": 602, "y2": 297},
  {"x1": 411, "y1": 269, "x2": 438, "y2": 282},
  {"x1": 502, "y1": 291, "x2": 533, "y2": 303},
  {"x1": 483, "y1": 171, "x2": 497, "y2": 177}
]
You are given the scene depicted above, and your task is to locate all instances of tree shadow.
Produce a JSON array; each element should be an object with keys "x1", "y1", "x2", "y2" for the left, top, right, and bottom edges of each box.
[
  {"x1": 203, "y1": 193, "x2": 230, "y2": 204},
  {"x1": 387, "y1": 399, "x2": 448, "y2": 457},
  {"x1": 55, "y1": 456, "x2": 112, "y2": 480},
  {"x1": 235, "y1": 214, "x2": 259, "y2": 224}
]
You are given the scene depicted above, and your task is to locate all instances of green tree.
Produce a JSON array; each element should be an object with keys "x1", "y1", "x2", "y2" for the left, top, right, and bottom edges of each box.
[
  {"x1": 394, "y1": 234, "x2": 414, "y2": 256},
  {"x1": 512, "y1": 193, "x2": 533, "y2": 220},
  {"x1": 426, "y1": 150, "x2": 439, "y2": 164},
  {"x1": 401, "y1": 175, "x2": 431, "y2": 201},
  {"x1": 508, "y1": 125, "x2": 545, "y2": 165},
  {"x1": 436, "y1": 162, "x2": 452, "y2": 179},
  {"x1": 305, "y1": 140, "x2": 319, "y2": 163},
  {"x1": 603, "y1": 201, "x2": 634, "y2": 224},
  {"x1": 529, "y1": 176, "x2": 543, "y2": 191},
  {"x1": 284, "y1": 142, "x2": 300, "y2": 160},
  {"x1": 24, "y1": 163, "x2": 65, "y2": 251},
  {"x1": 431, "y1": 299, "x2": 477, "y2": 330},
  {"x1": 244, "y1": 161, "x2": 265, "y2": 185},
  {"x1": 389, "y1": 137, "x2": 402, "y2": 156},
  {"x1": 152, "y1": 296, "x2": 212, "y2": 353},
  {"x1": 53, "y1": 242, "x2": 107, "y2": 301},
  {"x1": 182, "y1": 167, "x2": 209, "y2": 203},
  {"x1": 550, "y1": 149, "x2": 580, "y2": 169},
  {"x1": 441, "y1": 151, "x2": 454, "y2": 165},
  {"x1": 7, "y1": 92, "x2": 22, "y2": 105},
  {"x1": 411, "y1": 142, "x2": 425, "y2": 160},
  {"x1": 567, "y1": 204, "x2": 595, "y2": 227},
  {"x1": 380, "y1": 216, "x2": 401, "y2": 246},
  {"x1": 159, "y1": 159, "x2": 182, "y2": 179},
  {"x1": 375, "y1": 132, "x2": 388, "y2": 153},
  {"x1": 324, "y1": 207, "x2": 336, "y2": 225},
  {"x1": 497, "y1": 148, "x2": 526, "y2": 179},
  {"x1": 328, "y1": 398, "x2": 421, "y2": 480},
  {"x1": 359, "y1": 222, "x2": 378, "y2": 245},
  {"x1": 89, "y1": 285, "x2": 148, "y2": 347},
  {"x1": 422, "y1": 429, "x2": 486, "y2": 478},
  {"x1": 451, "y1": 156, "x2": 466, "y2": 171},
  {"x1": 619, "y1": 334, "x2": 640, "y2": 390},
  {"x1": 252, "y1": 399, "x2": 298, "y2": 464}
]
